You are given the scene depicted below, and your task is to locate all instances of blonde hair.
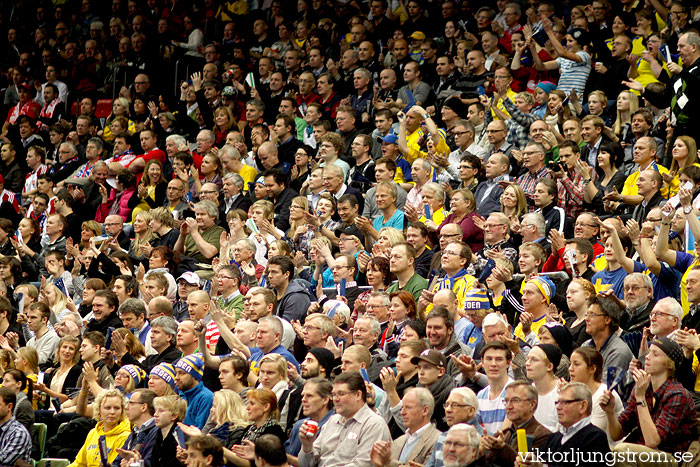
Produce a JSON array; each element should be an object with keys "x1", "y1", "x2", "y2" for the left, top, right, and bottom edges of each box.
[
  {"x1": 251, "y1": 200, "x2": 274, "y2": 219},
  {"x1": 614, "y1": 91, "x2": 639, "y2": 135},
  {"x1": 288, "y1": 196, "x2": 310, "y2": 238},
  {"x1": 46, "y1": 284, "x2": 68, "y2": 319},
  {"x1": 212, "y1": 389, "x2": 249, "y2": 427},
  {"x1": 81, "y1": 220, "x2": 102, "y2": 248},
  {"x1": 519, "y1": 242, "x2": 547, "y2": 267},
  {"x1": 258, "y1": 354, "x2": 289, "y2": 382},
  {"x1": 94, "y1": 389, "x2": 127, "y2": 422},
  {"x1": 378, "y1": 227, "x2": 405, "y2": 247},
  {"x1": 571, "y1": 278, "x2": 596, "y2": 302},
  {"x1": 16, "y1": 347, "x2": 39, "y2": 374},
  {"x1": 53, "y1": 335, "x2": 80, "y2": 365},
  {"x1": 150, "y1": 206, "x2": 175, "y2": 228},
  {"x1": 500, "y1": 184, "x2": 527, "y2": 218},
  {"x1": 154, "y1": 395, "x2": 188, "y2": 422},
  {"x1": 132, "y1": 211, "x2": 155, "y2": 252},
  {"x1": 453, "y1": 189, "x2": 476, "y2": 213}
]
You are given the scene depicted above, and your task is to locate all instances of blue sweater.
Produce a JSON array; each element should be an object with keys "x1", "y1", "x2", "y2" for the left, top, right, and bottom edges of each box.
[{"x1": 181, "y1": 382, "x2": 214, "y2": 429}]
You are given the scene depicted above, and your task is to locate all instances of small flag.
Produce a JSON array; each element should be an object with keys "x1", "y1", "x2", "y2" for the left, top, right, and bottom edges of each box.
[
  {"x1": 245, "y1": 72, "x2": 256, "y2": 89},
  {"x1": 55, "y1": 277, "x2": 67, "y2": 296}
]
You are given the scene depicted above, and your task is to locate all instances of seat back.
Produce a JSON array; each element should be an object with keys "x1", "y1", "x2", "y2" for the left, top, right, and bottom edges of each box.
[
  {"x1": 95, "y1": 99, "x2": 113, "y2": 119},
  {"x1": 31, "y1": 423, "x2": 47, "y2": 460},
  {"x1": 37, "y1": 459, "x2": 70, "y2": 467}
]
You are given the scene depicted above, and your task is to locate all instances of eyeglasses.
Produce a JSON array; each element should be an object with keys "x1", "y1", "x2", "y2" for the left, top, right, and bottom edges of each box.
[
  {"x1": 303, "y1": 324, "x2": 321, "y2": 331},
  {"x1": 453, "y1": 131, "x2": 470, "y2": 137},
  {"x1": 504, "y1": 397, "x2": 530, "y2": 404},
  {"x1": 650, "y1": 310, "x2": 676, "y2": 319},
  {"x1": 444, "y1": 402, "x2": 470, "y2": 409},
  {"x1": 487, "y1": 129, "x2": 505, "y2": 133},
  {"x1": 442, "y1": 251, "x2": 463, "y2": 257},
  {"x1": 439, "y1": 233, "x2": 462, "y2": 239},
  {"x1": 331, "y1": 265, "x2": 351, "y2": 271},
  {"x1": 555, "y1": 399, "x2": 583, "y2": 406},
  {"x1": 585, "y1": 312, "x2": 606, "y2": 319},
  {"x1": 331, "y1": 391, "x2": 354, "y2": 398},
  {"x1": 624, "y1": 285, "x2": 646, "y2": 292}
]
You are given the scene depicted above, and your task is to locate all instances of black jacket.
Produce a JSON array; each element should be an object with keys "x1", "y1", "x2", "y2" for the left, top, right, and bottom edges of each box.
[
  {"x1": 421, "y1": 373, "x2": 454, "y2": 432},
  {"x1": 85, "y1": 312, "x2": 123, "y2": 336},
  {"x1": 150, "y1": 425, "x2": 184, "y2": 467},
  {"x1": 542, "y1": 423, "x2": 610, "y2": 467},
  {"x1": 271, "y1": 187, "x2": 298, "y2": 234},
  {"x1": 121, "y1": 343, "x2": 182, "y2": 373}
]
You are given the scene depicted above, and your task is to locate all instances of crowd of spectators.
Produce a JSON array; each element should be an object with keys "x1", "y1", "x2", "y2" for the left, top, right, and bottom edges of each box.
[{"x1": 0, "y1": 0, "x2": 700, "y2": 466}]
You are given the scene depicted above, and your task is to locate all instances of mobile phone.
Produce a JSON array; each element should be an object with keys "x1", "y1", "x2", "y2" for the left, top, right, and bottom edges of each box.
[
  {"x1": 38, "y1": 371, "x2": 45, "y2": 385},
  {"x1": 562, "y1": 95, "x2": 570, "y2": 106},
  {"x1": 51, "y1": 397, "x2": 61, "y2": 412},
  {"x1": 105, "y1": 327, "x2": 115, "y2": 350},
  {"x1": 424, "y1": 204, "x2": 432, "y2": 219},
  {"x1": 339, "y1": 278, "x2": 346, "y2": 297},
  {"x1": 476, "y1": 85, "x2": 485, "y2": 96}
]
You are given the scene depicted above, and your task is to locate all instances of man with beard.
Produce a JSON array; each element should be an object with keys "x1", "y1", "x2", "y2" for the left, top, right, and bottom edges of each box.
[{"x1": 619, "y1": 273, "x2": 655, "y2": 335}]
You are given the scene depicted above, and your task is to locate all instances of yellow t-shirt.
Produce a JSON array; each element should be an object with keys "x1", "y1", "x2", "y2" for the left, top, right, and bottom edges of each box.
[
  {"x1": 514, "y1": 313, "x2": 547, "y2": 340},
  {"x1": 425, "y1": 272, "x2": 478, "y2": 314},
  {"x1": 419, "y1": 207, "x2": 447, "y2": 228},
  {"x1": 405, "y1": 128, "x2": 450, "y2": 163},
  {"x1": 621, "y1": 162, "x2": 670, "y2": 198},
  {"x1": 238, "y1": 164, "x2": 258, "y2": 192},
  {"x1": 681, "y1": 256, "x2": 700, "y2": 317},
  {"x1": 491, "y1": 89, "x2": 518, "y2": 119}
]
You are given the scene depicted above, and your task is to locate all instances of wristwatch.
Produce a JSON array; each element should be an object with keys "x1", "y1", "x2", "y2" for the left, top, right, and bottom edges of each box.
[
  {"x1": 684, "y1": 205, "x2": 693, "y2": 215},
  {"x1": 636, "y1": 399, "x2": 647, "y2": 407},
  {"x1": 422, "y1": 113, "x2": 430, "y2": 120}
]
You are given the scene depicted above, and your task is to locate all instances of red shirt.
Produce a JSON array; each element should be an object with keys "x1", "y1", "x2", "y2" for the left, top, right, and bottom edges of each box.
[{"x1": 127, "y1": 147, "x2": 165, "y2": 183}]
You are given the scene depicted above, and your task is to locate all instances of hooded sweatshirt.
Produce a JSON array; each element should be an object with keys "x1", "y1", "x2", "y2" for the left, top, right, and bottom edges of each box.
[
  {"x1": 275, "y1": 279, "x2": 313, "y2": 323},
  {"x1": 69, "y1": 418, "x2": 132, "y2": 467}
]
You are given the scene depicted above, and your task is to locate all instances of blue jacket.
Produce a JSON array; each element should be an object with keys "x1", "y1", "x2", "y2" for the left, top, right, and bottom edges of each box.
[{"x1": 181, "y1": 382, "x2": 214, "y2": 429}]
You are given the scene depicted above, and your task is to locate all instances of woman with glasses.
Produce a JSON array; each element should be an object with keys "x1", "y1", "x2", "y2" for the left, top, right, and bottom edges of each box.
[{"x1": 288, "y1": 196, "x2": 314, "y2": 258}]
